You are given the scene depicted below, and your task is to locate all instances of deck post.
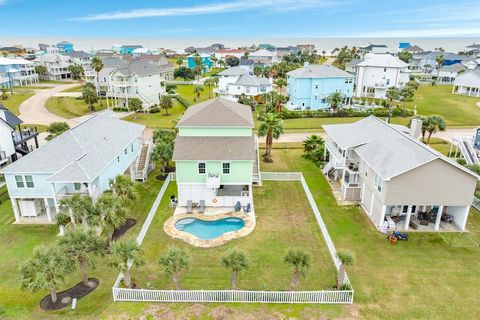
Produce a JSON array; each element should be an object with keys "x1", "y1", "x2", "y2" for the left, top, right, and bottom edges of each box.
[
  {"x1": 11, "y1": 198, "x2": 20, "y2": 222},
  {"x1": 44, "y1": 198, "x2": 52, "y2": 223},
  {"x1": 404, "y1": 205, "x2": 412, "y2": 230},
  {"x1": 434, "y1": 206, "x2": 443, "y2": 230}
]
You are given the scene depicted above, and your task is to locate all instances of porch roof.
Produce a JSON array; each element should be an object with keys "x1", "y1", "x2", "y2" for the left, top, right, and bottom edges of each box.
[{"x1": 173, "y1": 136, "x2": 256, "y2": 161}]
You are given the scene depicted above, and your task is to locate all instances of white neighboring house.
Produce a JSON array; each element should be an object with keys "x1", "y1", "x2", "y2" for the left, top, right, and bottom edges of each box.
[
  {"x1": 453, "y1": 69, "x2": 480, "y2": 97},
  {"x1": 436, "y1": 63, "x2": 466, "y2": 84},
  {"x1": 132, "y1": 48, "x2": 151, "y2": 57},
  {"x1": 249, "y1": 49, "x2": 277, "y2": 66},
  {"x1": 323, "y1": 116, "x2": 478, "y2": 232},
  {"x1": 34, "y1": 53, "x2": 72, "y2": 80},
  {"x1": 215, "y1": 66, "x2": 272, "y2": 101},
  {"x1": 64, "y1": 51, "x2": 91, "y2": 70},
  {"x1": 0, "y1": 57, "x2": 39, "y2": 87},
  {"x1": 87, "y1": 58, "x2": 166, "y2": 108},
  {"x1": 355, "y1": 53, "x2": 410, "y2": 99},
  {"x1": 214, "y1": 49, "x2": 246, "y2": 60}
]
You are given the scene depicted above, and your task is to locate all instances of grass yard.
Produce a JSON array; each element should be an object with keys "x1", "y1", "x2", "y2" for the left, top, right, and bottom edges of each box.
[
  {"x1": 61, "y1": 85, "x2": 84, "y2": 92},
  {"x1": 175, "y1": 84, "x2": 214, "y2": 105},
  {"x1": 0, "y1": 92, "x2": 34, "y2": 115},
  {"x1": 122, "y1": 100, "x2": 186, "y2": 128},
  {"x1": 261, "y1": 148, "x2": 480, "y2": 320},
  {"x1": 406, "y1": 85, "x2": 480, "y2": 127},
  {"x1": 45, "y1": 96, "x2": 107, "y2": 119},
  {"x1": 40, "y1": 80, "x2": 76, "y2": 84},
  {"x1": 203, "y1": 67, "x2": 225, "y2": 77}
]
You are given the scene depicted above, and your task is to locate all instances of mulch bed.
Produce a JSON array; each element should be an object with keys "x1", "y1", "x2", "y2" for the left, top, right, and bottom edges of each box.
[
  {"x1": 112, "y1": 218, "x2": 137, "y2": 240},
  {"x1": 156, "y1": 174, "x2": 168, "y2": 181},
  {"x1": 40, "y1": 278, "x2": 99, "y2": 311}
]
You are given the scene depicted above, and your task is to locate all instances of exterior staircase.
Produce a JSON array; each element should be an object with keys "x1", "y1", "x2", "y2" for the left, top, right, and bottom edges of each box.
[
  {"x1": 253, "y1": 136, "x2": 261, "y2": 185},
  {"x1": 133, "y1": 139, "x2": 153, "y2": 182}
]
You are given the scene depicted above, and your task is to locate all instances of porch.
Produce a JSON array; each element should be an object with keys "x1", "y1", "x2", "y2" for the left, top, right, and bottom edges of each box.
[{"x1": 12, "y1": 197, "x2": 57, "y2": 224}]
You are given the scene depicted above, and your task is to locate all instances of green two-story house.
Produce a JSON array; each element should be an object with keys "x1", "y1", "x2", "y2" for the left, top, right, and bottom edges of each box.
[{"x1": 173, "y1": 97, "x2": 259, "y2": 208}]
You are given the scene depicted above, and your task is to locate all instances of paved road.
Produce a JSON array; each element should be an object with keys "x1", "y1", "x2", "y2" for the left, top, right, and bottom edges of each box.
[{"x1": 18, "y1": 83, "x2": 82, "y2": 126}]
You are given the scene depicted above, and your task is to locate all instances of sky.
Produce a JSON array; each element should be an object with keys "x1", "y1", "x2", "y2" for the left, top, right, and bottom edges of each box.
[{"x1": 0, "y1": 0, "x2": 479, "y2": 51}]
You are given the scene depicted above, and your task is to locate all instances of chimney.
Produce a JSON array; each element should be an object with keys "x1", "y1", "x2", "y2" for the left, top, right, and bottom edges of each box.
[{"x1": 410, "y1": 118, "x2": 422, "y2": 140}]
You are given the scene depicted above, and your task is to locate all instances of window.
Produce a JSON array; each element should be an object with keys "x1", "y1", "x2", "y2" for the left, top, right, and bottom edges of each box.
[
  {"x1": 25, "y1": 175, "x2": 34, "y2": 188},
  {"x1": 321, "y1": 98, "x2": 326, "y2": 104},
  {"x1": 314, "y1": 95, "x2": 318, "y2": 100},
  {"x1": 198, "y1": 162, "x2": 206, "y2": 174},
  {"x1": 383, "y1": 67, "x2": 387, "y2": 72},
  {"x1": 246, "y1": 86, "x2": 250, "y2": 93},
  {"x1": 402, "y1": 205, "x2": 408, "y2": 213},
  {"x1": 74, "y1": 183, "x2": 81, "y2": 191},
  {"x1": 222, "y1": 162, "x2": 231, "y2": 174},
  {"x1": 15, "y1": 175, "x2": 24, "y2": 188},
  {"x1": 374, "y1": 174, "x2": 383, "y2": 192},
  {"x1": 125, "y1": 148, "x2": 127, "y2": 155},
  {"x1": 117, "y1": 156, "x2": 120, "y2": 162},
  {"x1": 131, "y1": 144, "x2": 134, "y2": 152},
  {"x1": 386, "y1": 79, "x2": 390, "y2": 85},
  {"x1": 315, "y1": 84, "x2": 319, "y2": 89},
  {"x1": 411, "y1": 205, "x2": 416, "y2": 213}
]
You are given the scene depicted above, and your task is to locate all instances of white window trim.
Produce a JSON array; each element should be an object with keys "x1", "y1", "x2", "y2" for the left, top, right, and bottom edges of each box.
[
  {"x1": 15, "y1": 175, "x2": 25, "y2": 188},
  {"x1": 222, "y1": 162, "x2": 231, "y2": 175},
  {"x1": 25, "y1": 175, "x2": 34, "y2": 188},
  {"x1": 198, "y1": 161, "x2": 207, "y2": 175},
  {"x1": 374, "y1": 174, "x2": 383, "y2": 192}
]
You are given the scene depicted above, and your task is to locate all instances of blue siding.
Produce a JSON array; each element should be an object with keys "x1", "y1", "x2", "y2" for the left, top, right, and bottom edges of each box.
[
  {"x1": 56, "y1": 43, "x2": 73, "y2": 53},
  {"x1": 187, "y1": 56, "x2": 213, "y2": 73},
  {"x1": 5, "y1": 173, "x2": 54, "y2": 198}
]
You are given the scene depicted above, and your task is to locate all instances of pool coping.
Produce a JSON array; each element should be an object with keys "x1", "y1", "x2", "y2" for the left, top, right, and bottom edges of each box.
[{"x1": 163, "y1": 212, "x2": 255, "y2": 248}]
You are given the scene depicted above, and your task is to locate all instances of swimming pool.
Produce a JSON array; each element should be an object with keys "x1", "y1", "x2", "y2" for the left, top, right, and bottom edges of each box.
[{"x1": 175, "y1": 217, "x2": 245, "y2": 240}]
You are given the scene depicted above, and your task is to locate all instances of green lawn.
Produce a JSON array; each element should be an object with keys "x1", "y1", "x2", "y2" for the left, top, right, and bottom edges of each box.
[
  {"x1": 39, "y1": 80, "x2": 77, "y2": 84},
  {"x1": 122, "y1": 100, "x2": 185, "y2": 128},
  {"x1": 406, "y1": 85, "x2": 480, "y2": 127},
  {"x1": 203, "y1": 67, "x2": 225, "y2": 77},
  {"x1": 261, "y1": 148, "x2": 480, "y2": 320},
  {"x1": 45, "y1": 97, "x2": 107, "y2": 119},
  {"x1": 61, "y1": 85, "x2": 84, "y2": 93},
  {"x1": 0, "y1": 93, "x2": 34, "y2": 115},
  {"x1": 175, "y1": 84, "x2": 214, "y2": 105}
]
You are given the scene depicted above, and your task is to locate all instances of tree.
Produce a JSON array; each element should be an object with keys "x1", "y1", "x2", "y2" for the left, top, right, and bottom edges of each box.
[
  {"x1": 174, "y1": 66, "x2": 196, "y2": 81},
  {"x1": 303, "y1": 135, "x2": 325, "y2": 166},
  {"x1": 128, "y1": 97, "x2": 143, "y2": 112},
  {"x1": 158, "y1": 247, "x2": 189, "y2": 290},
  {"x1": 175, "y1": 57, "x2": 183, "y2": 67},
  {"x1": 109, "y1": 238, "x2": 145, "y2": 289},
  {"x1": 336, "y1": 251, "x2": 353, "y2": 290},
  {"x1": 46, "y1": 122, "x2": 70, "y2": 141},
  {"x1": 225, "y1": 56, "x2": 240, "y2": 67},
  {"x1": 385, "y1": 86, "x2": 400, "y2": 122},
  {"x1": 284, "y1": 249, "x2": 310, "y2": 290},
  {"x1": 109, "y1": 174, "x2": 137, "y2": 205},
  {"x1": 257, "y1": 113, "x2": 284, "y2": 162},
  {"x1": 82, "y1": 85, "x2": 98, "y2": 112},
  {"x1": 253, "y1": 65, "x2": 263, "y2": 77},
  {"x1": 1, "y1": 87, "x2": 8, "y2": 100},
  {"x1": 96, "y1": 193, "x2": 126, "y2": 241},
  {"x1": 326, "y1": 91, "x2": 344, "y2": 111},
  {"x1": 221, "y1": 250, "x2": 249, "y2": 289},
  {"x1": 398, "y1": 51, "x2": 412, "y2": 63},
  {"x1": 275, "y1": 78, "x2": 287, "y2": 92},
  {"x1": 262, "y1": 91, "x2": 287, "y2": 113},
  {"x1": 20, "y1": 245, "x2": 74, "y2": 304},
  {"x1": 192, "y1": 53, "x2": 204, "y2": 77},
  {"x1": 59, "y1": 194, "x2": 98, "y2": 227},
  {"x1": 59, "y1": 228, "x2": 106, "y2": 285},
  {"x1": 151, "y1": 142, "x2": 173, "y2": 173},
  {"x1": 68, "y1": 64, "x2": 84, "y2": 80},
  {"x1": 400, "y1": 86, "x2": 415, "y2": 108},
  {"x1": 153, "y1": 128, "x2": 176, "y2": 145},
  {"x1": 158, "y1": 95, "x2": 173, "y2": 115},
  {"x1": 34, "y1": 65, "x2": 47, "y2": 80},
  {"x1": 90, "y1": 56, "x2": 104, "y2": 100},
  {"x1": 55, "y1": 212, "x2": 70, "y2": 236},
  {"x1": 425, "y1": 115, "x2": 446, "y2": 143},
  {"x1": 193, "y1": 85, "x2": 204, "y2": 102},
  {"x1": 204, "y1": 77, "x2": 218, "y2": 98},
  {"x1": 435, "y1": 54, "x2": 445, "y2": 71}
]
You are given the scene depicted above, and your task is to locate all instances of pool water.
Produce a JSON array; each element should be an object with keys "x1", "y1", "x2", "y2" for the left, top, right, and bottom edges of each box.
[{"x1": 175, "y1": 217, "x2": 245, "y2": 240}]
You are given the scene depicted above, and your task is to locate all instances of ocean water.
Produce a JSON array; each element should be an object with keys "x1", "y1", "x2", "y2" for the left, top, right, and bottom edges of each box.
[{"x1": 3, "y1": 36, "x2": 480, "y2": 53}]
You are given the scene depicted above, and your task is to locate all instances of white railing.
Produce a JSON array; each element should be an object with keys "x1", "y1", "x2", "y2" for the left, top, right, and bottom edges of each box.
[
  {"x1": 214, "y1": 196, "x2": 250, "y2": 207},
  {"x1": 473, "y1": 196, "x2": 480, "y2": 211},
  {"x1": 112, "y1": 288, "x2": 353, "y2": 304},
  {"x1": 134, "y1": 139, "x2": 153, "y2": 181},
  {"x1": 112, "y1": 171, "x2": 354, "y2": 304}
]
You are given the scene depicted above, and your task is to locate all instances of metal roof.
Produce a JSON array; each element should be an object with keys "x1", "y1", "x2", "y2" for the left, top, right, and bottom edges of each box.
[{"x1": 173, "y1": 136, "x2": 256, "y2": 161}]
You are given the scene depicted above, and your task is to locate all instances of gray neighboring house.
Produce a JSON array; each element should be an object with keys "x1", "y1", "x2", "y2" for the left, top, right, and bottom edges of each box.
[
  {"x1": 453, "y1": 68, "x2": 480, "y2": 97},
  {"x1": 436, "y1": 63, "x2": 466, "y2": 84},
  {"x1": 323, "y1": 116, "x2": 477, "y2": 232}
]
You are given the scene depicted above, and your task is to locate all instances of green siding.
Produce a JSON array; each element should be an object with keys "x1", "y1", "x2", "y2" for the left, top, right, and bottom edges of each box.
[
  {"x1": 176, "y1": 160, "x2": 253, "y2": 184},
  {"x1": 178, "y1": 127, "x2": 252, "y2": 137}
]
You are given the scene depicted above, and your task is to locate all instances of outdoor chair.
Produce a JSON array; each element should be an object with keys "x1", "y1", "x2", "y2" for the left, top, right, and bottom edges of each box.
[
  {"x1": 234, "y1": 201, "x2": 241, "y2": 212},
  {"x1": 186, "y1": 200, "x2": 193, "y2": 214},
  {"x1": 244, "y1": 203, "x2": 251, "y2": 213},
  {"x1": 199, "y1": 200, "x2": 205, "y2": 214}
]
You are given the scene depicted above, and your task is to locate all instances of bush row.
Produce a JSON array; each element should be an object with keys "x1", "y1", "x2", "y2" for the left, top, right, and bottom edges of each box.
[{"x1": 279, "y1": 107, "x2": 414, "y2": 119}]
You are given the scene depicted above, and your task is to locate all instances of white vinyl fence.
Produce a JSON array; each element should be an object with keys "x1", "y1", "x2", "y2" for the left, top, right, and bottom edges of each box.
[{"x1": 112, "y1": 172, "x2": 354, "y2": 304}]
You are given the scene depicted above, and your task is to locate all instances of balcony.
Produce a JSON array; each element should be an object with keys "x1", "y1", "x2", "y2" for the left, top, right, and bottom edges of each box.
[
  {"x1": 12, "y1": 128, "x2": 39, "y2": 145},
  {"x1": 373, "y1": 82, "x2": 388, "y2": 88},
  {"x1": 56, "y1": 185, "x2": 102, "y2": 201}
]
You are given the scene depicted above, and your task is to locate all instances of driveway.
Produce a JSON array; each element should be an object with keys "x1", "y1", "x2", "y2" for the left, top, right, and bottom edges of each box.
[{"x1": 18, "y1": 83, "x2": 82, "y2": 126}]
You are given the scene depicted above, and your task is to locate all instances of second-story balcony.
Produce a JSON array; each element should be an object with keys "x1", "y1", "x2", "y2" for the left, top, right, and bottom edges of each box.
[
  {"x1": 56, "y1": 184, "x2": 102, "y2": 201},
  {"x1": 12, "y1": 127, "x2": 39, "y2": 146}
]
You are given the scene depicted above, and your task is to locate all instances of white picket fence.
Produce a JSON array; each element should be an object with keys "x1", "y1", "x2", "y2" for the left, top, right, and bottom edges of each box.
[{"x1": 112, "y1": 171, "x2": 354, "y2": 305}]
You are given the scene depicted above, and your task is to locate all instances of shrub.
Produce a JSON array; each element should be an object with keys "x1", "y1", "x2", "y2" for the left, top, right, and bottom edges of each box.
[
  {"x1": 149, "y1": 106, "x2": 160, "y2": 113},
  {"x1": 175, "y1": 96, "x2": 191, "y2": 108}
]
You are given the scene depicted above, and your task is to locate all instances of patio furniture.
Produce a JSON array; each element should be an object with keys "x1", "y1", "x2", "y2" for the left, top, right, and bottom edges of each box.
[
  {"x1": 420, "y1": 219, "x2": 429, "y2": 226},
  {"x1": 234, "y1": 201, "x2": 241, "y2": 212},
  {"x1": 244, "y1": 203, "x2": 251, "y2": 213},
  {"x1": 186, "y1": 200, "x2": 193, "y2": 214},
  {"x1": 199, "y1": 200, "x2": 205, "y2": 214},
  {"x1": 409, "y1": 220, "x2": 418, "y2": 230}
]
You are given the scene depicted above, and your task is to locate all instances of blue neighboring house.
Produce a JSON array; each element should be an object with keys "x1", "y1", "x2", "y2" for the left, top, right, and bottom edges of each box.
[
  {"x1": 120, "y1": 45, "x2": 143, "y2": 55},
  {"x1": 56, "y1": 41, "x2": 74, "y2": 53},
  {"x1": 287, "y1": 64, "x2": 354, "y2": 110},
  {"x1": 187, "y1": 54, "x2": 213, "y2": 73},
  {"x1": 0, "y1": 111, "x2": 152, "y2": 224}
]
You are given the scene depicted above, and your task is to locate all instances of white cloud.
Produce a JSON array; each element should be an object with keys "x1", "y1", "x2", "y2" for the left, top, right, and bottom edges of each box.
[
  {"x1": 70, "y1": 0, "x2": 350, "y2": 21},
  {"x1": 353, "y1": 25, "x2": 480, "y2": 38}
]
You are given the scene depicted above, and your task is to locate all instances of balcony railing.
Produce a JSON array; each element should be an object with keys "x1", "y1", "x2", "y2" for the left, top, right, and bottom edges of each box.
[
  {"x1": 0, "y1": 150, "x2": 7, "y2": 163},
  {"x1": 12, "y1": 128, "x2": 38, "y2": 145},
  {"x1": 56, "y1": 185, "x2": 102, "y2": 201}
]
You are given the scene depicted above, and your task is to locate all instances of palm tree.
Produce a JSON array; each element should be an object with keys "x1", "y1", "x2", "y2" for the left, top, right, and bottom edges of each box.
[
  {"x1": 175, "y1": 57, "x2": 183, "y2": 67},
  {"x1": 284, "y1": 249, "x2": 310, "y2": 290},
  {"x1": 336, "y1": 251, "x2": 353, "y2": 290},
  {"x1": 151, "y1": 142, "x2": 173, "y2": 173},
  {"x1": 59, "y1": 194, "x2": 97, "y2": 227},
  {"x1": 221, "y1": 250, "x2": 249, "y2": 289},
  {"x1": 34, "y1": 65, "x2": 47, "y2": 80},
  {"x1": 158, "y1": 247, "x2": 189, "y2": 290},
  {"x1": 400, "y1": 86, "x2": 415, "y2": 109},
  {"x1": 59, "y1": 228, "x2": 106, "y2": 285},
  {"x1": 204, "y1": 77, "x2": 218, "y2": 98},
  {"x1": 435, "y1": 54, "x2": 445, "y2": 72},
  {"x1": 192, "y1": 53, "x2": 204, "y2": 78},
  {"x1": 109, "y1": 238, "x2": 145, "y2": 289},
  {"x1": 257, "y1": 113, "x2": 284, "y2": 162},
  {"x1": 109, "y1": 174, "x2": 137, "y2": 205},
  {"x1": 425, "y1": 115, "x2": 446, "y2": 143},
  {"x1": 82, "y1": 85, "x2": 98, "y2": 112},
  {"x1": 128, "y1": 97, "x2": 143, "y2": 112},
  {"x1": 326, "y1": 91, "x2": 344, "y2": 112},
  {"x1": 159, "y1": 95, "x2": 173, "y2": 115},
  {"x1": 253, "y1": 65, "x2": 263, "y2": 77},
  {"x1": 193, "y1": 85, "x2": 204, "y2": 102},
  {"x1": 90, "y1": 56, "x2": 104, "y2": 106},
  {"x1": 385, "y1": 86, "x2": 400, "y2": 122},
  {"x1": 96, "y1": 193, "x2": 126, "y2": 241},
  {"x1": 275, "y1": 79, "x2": 287, "y2": 94},
  {"x1": 20, "y1": 245, "x2": 74, "y2": 304}
]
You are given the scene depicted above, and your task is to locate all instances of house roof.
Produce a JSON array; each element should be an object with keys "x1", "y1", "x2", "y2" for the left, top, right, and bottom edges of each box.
[
  {"x1": 250, "y1": 49, "x2": 274, "y2": 57},
  {"x1": 173, "y1": 136, "x2": 256, "y2": 161},
  {"x1": 64, "y1": 50, "x2": 90, "y2": 59},
  {"x1": 403, "y1": 45, "x2": 424, "y2": 52},
  {"x1": 177, "y1": 98, "x2": 254, "y2": 127},
  {"x1": 357, "y1": 53, "x2": 408, "y2": 68},
  {"x1": 287, "y1": 64, "x2": 353, "y2": 78},
  {"x1": 323, "y1": 116, "x2": 477, "y2": 180},
  {"x1": 466, "y1": 44, "x2": 480, "y2": 49},
  {"x1": 218, "y1": 66, "x2": 249, "y2": 76},
  {"x1": 216, "y1": 49, "x2": 246, "y2": 54},
  {"x1": 422, "y1": 51, "x2": 466, "y2": 61},
  {"x1": 57, "y1": 41, "x2": 72, "y2": 45},
  {"x1": 0, "y1": 57, "x2": 34, "y2": 66},
  {"x1": 121, "y1": 45, "x2": 143, "y2": 49},
  {"x1": 0, "y1": 104, "x2": 22, "y2": 128},
  {"x1": 239, "y1": 59, "x2": 254, "y2": 66},
  {"x1": 109, "y1": 59, "x2": 163, "y2": 76},
  {"x1": 0, "y1": 47, "x2": 24, "y2": 52},
  {"x1": 440, "y1": 63, "x2": 466, "y2": 73},
  {"x1": 1, "y1": 111, "x2": 145, "y2": 181},
  {"x1": 234, "y1": 74, "x2": 270, "y2": 86}
]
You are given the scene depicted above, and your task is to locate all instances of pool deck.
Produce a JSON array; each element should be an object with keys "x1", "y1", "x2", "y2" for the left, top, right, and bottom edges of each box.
[{"x1": 164, "y1": 211, "x2": 255, "y2": 248}]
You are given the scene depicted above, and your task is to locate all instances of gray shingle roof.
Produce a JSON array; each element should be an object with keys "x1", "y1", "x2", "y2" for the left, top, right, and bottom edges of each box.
[
  {"x1": 116, "y1": 60, "x2": 163, "y2": 76},
  {"x1": 323, "y1": 116, "x2": 477, "y2": 180},
  {"x1": 173, "y1": 136, "x2": 256, "y2": 161},
  {"x1": 440, "y1": 63, "x2": 466, "y2": 72},
  {"x1": 1, "y1": 111, "x2": 145, "y2": 181},
  {"x1": 0, "y1": 104, "x2": 22, "y2": 128},
  {"x1": 287, "y1": 64, "x2": 353, "y2": 78},
  {"x1": 218, "y1": 66, "x2": 249, "y2": 76},
  {"x1": 65, "y1": 51, "x2": 90, "y2": 59},
  {"x1": 177, "y1": 98, "x2": 254, "y2": 127},
  {"x1": 234, "y1": 74, "x2": 270, "y2": 86}
]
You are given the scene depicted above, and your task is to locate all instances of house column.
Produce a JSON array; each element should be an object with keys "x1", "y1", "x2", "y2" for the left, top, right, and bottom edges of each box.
[
  {"x1": 50, "y1": 183, "x2": 60, "y2": 213},
  {"x1": 11, "y1": 198, "x2": 20, "y2": 222},
  {"x1": 459, "y1": 206, "x2": 470, "y2": 231},
  {"x1": 404, "y1": 205, "x2": 412, "y2": 230},
  {"x1": 434, "y1": 205, "x2": 443, "y2": 230},
  {"x1": 44, "y1": 198, "x2": 52, "y2": 223},
  {"x1": 379, "y1": 205, "x2": 387, "y2": 228}
]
